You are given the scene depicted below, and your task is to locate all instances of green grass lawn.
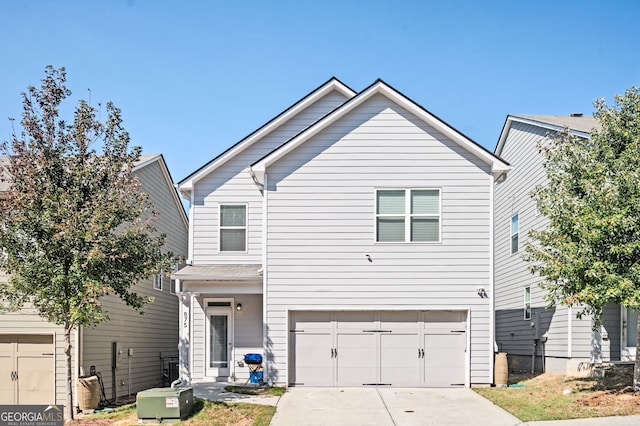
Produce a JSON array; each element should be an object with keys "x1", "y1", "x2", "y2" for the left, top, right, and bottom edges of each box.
[
  {"x1": 475, "y1": 370, "x2": 639, "y2": 422},
  {"x1": 73, "y1": 398, "x2": 276, "y2": 425}
]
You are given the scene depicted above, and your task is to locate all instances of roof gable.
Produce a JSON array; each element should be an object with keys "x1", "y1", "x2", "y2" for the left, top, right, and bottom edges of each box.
[
  {"x1": 134, "y1": 154, "x2": 189, "y2": 229},
  {"x1": 494, "y1": 114, "x2": 600, "y2": 157},
  {"x1": 177, "y1": 77, "x2": 356, "y2": 195},
  {"x1": 249, "y1": 79, "x2": 510, "y2": 184}
]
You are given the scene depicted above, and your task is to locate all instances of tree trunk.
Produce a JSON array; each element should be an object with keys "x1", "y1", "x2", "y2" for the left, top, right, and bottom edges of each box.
[
  {"x1": 634, "y1": 312, "x2": 640, "y2": 391},
  {"x1": 64, "y1": 323, "x2": 74, "y2": 422}
]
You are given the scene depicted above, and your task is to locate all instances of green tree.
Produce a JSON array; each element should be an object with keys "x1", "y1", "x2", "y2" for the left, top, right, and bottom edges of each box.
[
  {"x1": 0, "y1": 66, "x2": 168, "y2": 421},
  {"x1": 525, "y1": 86, "x2": 640, "y2": 389}
]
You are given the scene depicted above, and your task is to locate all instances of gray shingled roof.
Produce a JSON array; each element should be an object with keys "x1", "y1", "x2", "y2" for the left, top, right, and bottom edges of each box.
[
  {"x1": 171, "y1": 264, "x2": 263, "y2": 281},
  {"x1": 512, "y1": 114, "x2": 600, "y2": 134}
]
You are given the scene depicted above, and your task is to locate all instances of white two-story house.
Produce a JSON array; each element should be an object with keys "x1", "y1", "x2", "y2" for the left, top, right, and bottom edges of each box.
[{"x1": 173, "y1": 78, "x2": 510, "y2": 387}]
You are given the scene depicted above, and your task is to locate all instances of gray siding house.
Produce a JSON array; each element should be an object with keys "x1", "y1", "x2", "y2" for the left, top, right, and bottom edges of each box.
[
  {"x1": 173, "y1": 78, "x2": 510, "y2": 388},
  {"x1": 493, "y1": 114, "x2": 634, "y2": 375},
  {"x1": 0, "y1": 154, "x2": 188, "y2": 406}
]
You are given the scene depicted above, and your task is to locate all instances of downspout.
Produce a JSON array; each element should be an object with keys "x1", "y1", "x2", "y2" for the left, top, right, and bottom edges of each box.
[
  {"x1": 248, "y1": 167, "x2": 265, "y2": 191},
  {"x1": 188, "y1": 191, "x2": 195, "y2": 263},
  {"x1": 489, "y1": 173, "x2": 496, "y2": 386},
  {"x1": 261, "y1": 173, "x2": 269, "y2": 384},
  {"x1": 75, "y1": 325, "x2": 81, "y2": 408},
  {"x1": 568, "y1": 306, "x2": 573, "y2": 358}
]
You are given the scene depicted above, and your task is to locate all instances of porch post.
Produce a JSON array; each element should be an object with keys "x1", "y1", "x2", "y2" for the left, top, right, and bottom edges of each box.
[{"x1": 177, "y1": 287, "x2": 191, "y2": 384}]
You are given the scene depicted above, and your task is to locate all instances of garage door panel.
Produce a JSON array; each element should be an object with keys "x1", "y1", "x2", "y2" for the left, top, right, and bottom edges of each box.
[
  {"x1": 290, "y1": 332, "x2": 333, "y2": 386},
  {"x1": 0, "y1": 354, "x2": 13, "y2": 404},
  {"x1": 380, "y1": 333, "x2": 420, "y2": 387},
  {"x1": 335, "y1": 311, "x2": 375, "y2": 330},
  {"x1": 424, "y1": 333, "x2": 466, "y2": 387},
  {"x1": 379, "y1": 311, "x2": 421, "y2": 330},
  {"x1": 290, "y1": 311, "x2": 332, "y2": 331},
  {"x1": 336, "y1": 333, "x2": 376, "y2": 386},
  {"x1": 17, "y1": 356, "x2": 54, "y2": 404}
]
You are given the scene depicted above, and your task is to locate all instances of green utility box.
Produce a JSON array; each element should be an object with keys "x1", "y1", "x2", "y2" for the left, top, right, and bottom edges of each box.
[{"x1": 136, "y1": 387, "x2": 193, "y2": 423}]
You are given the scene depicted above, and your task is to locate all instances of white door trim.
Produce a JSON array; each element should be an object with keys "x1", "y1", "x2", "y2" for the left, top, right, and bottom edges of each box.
[
  {"x1": 204, "y1": 298, "x2": 234, "y2": 378},
  {"x1": 621, "y1": 307, "x2": 637, "y2": 361}
]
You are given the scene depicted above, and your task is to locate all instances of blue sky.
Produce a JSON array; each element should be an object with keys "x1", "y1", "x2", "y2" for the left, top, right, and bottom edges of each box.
[{"x1": 1, "y1": 1, "x2": 638, "y2": 183}]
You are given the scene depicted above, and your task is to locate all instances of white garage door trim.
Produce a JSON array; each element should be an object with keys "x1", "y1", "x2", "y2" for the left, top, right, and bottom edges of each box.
[{"x1": 288, "y1": 309, "x2": 469, "y2": 387}]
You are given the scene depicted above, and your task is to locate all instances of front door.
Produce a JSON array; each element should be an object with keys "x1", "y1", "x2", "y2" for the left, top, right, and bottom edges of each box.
[
  {"x1": 205, "y1": 300, "x2": 233, "y2": 378},
  {"x1": 622, "y1": 307, "x2": 638, "y2": 361}
]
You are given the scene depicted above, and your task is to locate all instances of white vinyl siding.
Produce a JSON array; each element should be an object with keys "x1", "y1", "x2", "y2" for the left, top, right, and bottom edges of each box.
[
  {"x1": 376, "y1": 189, "x2": 440, "y2": 242},
  {"x1": 191, "y1": 90, "x2": 350, "y2": 264},
  {"x1": 264, "y1": 94, "x2": 493, "y2": 385},
  {"x1": 219, "y1": 204, "x2": 247, "y2": 252}
]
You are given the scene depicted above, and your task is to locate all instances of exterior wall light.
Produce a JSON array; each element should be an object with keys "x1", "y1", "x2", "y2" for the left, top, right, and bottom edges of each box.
[{"x1": 236, "y1": 303, "x2": 242, "y2": 311}]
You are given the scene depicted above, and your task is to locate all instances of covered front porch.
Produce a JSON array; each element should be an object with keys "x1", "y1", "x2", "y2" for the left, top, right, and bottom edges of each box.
[{"x1": 172, "y1": 264, "x2": 264, "y2": 385}]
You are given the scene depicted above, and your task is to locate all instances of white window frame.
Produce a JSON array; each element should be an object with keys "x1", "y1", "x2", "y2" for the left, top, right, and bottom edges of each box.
[
  {"x1": 524, "y1": 286, "x2": 531, "y2": 320},
  {"x1": 510, "y1": 213, "x2": 519, "y2": 254},
  {"x1": 153, "y1": 271, "x2": 164, "y2": 291},
  {"x1": 375, "y1": 188, "x2": 441, "y2": 243},
  {"x1": 218, "y1": 203, "x2": 248, "y2": 253}
]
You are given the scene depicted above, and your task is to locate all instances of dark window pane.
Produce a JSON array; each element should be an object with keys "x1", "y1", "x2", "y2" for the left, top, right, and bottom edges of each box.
[{"x1": 221, "y1": 229, "x2": 246, "y2": 251}]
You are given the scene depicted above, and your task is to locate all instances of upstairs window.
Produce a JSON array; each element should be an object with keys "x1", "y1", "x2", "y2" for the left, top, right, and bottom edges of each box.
[
  {"x1": 220, "y1": 204, "x2": 247, "y2": 252},
  {"x1": 524, "y1": 286, "x2": 531, "y2": 320},
  {"x1": 376, "y1": 189, "x2": 440, "y2": 242},
  {"x1": 153, "y1": 270, "x2": 164, "y2": 291},
  {"x1": 511, "y1": 214, "x2": 519, "y2": 254}
]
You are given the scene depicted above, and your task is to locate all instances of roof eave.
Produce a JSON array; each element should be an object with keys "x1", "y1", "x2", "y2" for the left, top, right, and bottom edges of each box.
[
  {"x1": 170, "y1": 274, "x2": 262, "y2": 281},
  {"x1": 252, "y1": 80, "x2": 510, "y2": 177}
]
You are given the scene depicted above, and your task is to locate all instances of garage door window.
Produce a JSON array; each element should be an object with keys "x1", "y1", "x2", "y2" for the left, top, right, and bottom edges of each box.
[{"x1": 376, "y1": 189, "x2": 440, "y2": 242}]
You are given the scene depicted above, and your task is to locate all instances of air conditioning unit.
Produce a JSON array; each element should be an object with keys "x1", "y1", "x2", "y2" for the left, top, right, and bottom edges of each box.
[{"x1": 136, "y1": 387, "x2": 193, "y2": 422}]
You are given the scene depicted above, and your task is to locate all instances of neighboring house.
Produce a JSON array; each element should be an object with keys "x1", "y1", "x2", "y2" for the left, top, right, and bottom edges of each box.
[
  {"x1": 0, "y1": 154, "x2": 188, "y2": 406},
  {"x1": 172, "y1": 78, "x2": 510, "y2": 388},
  {"x1": 493, "y1": 114, "x2": 633, "y2": 376}
]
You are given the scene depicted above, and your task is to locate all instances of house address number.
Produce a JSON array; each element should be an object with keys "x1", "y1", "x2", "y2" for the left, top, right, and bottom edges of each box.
[{"x1": 183, "y1": 312, "x2": 188, "y2": 329}]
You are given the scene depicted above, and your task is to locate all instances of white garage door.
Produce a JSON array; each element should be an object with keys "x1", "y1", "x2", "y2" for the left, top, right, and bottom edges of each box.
[
  {"x1": 0, "y1": 334, "x2": 55, "y2": 404},
  {"x1": 289, "y1": 311, "x2": 466, "y2": 387}
]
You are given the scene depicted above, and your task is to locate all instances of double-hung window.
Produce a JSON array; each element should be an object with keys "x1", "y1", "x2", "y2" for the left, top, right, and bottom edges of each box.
[
  {"x1": 511, "y1": 213, "x2": 519, "y2": 254},
  {"x1": 219, "y1": 204, "x2": 247, "y2": 252},
  {"x1": 153, "y1": 270, "x2": 164, "y2": 291},
  {"x1": 376, "y1": 189, "x2": 440, "y2": 242}
]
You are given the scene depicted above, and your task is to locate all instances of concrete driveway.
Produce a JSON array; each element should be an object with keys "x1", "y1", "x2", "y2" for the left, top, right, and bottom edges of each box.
[{"x1": 269, "y1": 387, "x2": 522, "y2": 426}]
